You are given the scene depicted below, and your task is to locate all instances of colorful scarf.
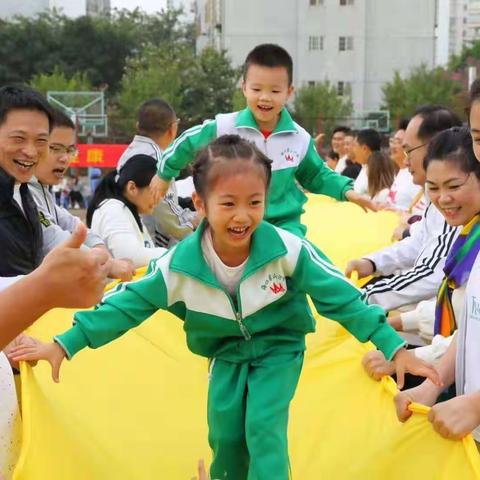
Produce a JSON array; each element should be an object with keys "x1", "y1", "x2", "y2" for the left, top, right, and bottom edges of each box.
[{"x1": 434, "y1": 214, "x2": 480, "y2": 336}]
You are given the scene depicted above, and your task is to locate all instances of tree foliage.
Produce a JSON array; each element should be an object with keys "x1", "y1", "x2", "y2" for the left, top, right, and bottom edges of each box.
[
  {"x1": 30, "y1": 66, "x2": 92, "y2": 95},
  {"x1": 293, "y1": 82, "x2": 353, "y2": 138},
  {"x1": 0, "y1": 8, "x2": 194, "y2": 93},
  {"x1": 113, "y1": 45, "x2": 240, "y2": 137},
  {"x1": 381, "y1": 65, "x2": 463, "y2": 123}
]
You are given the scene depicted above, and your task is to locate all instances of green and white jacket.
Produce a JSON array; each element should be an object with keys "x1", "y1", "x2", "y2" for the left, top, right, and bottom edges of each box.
[
  {"x1": 56, "y1": 221, "x2": 405, "y2": 363},
  {"x1": 157, "y1": 108, "x2": 353, "y2": 236}
]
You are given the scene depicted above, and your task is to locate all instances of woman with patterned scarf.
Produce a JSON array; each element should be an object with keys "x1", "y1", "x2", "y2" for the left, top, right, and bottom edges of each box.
[{"x1": 394, "y1": 125, "x2": 480, "y2": 446}]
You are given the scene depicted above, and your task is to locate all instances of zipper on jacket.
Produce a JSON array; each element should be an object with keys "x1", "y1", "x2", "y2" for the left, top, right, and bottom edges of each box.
[{"x1": 221, "y1": 287, "x2": 251, "y2": 341}]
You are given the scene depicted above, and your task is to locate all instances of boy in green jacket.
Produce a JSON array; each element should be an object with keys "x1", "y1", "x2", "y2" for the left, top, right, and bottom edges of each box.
[
  {"x1": 151, "y1": 44, "x2": 376, "y2": 237},
  {"x1": 11, "y1": 136, "x2": 439, "y2": 480}
]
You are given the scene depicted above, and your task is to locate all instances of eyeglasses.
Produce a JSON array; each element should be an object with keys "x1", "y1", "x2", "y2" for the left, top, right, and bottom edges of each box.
[
  {"x1": 403, "y1": 143, "x2": 428, "y2": 160},
  {"x1": 49, "y1": 144, "x2": 79, "y2": 157}
]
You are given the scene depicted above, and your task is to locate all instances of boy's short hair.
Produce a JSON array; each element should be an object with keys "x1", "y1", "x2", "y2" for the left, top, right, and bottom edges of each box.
[
  {"x1": 0, "y1": 85, "x2": 54, "y2": 130},
  {"x1": 137, "y1": 98, "x2": 176, "y2": 136},
  {"x1": 243, "y1": 44, "x2": 293, "y2": 85},
  {"x1": 356, "y1": 128, "x2": 382, "y2": 152},
  {"x1": 51, "y1": 108, "x2": 75, "y2": 130}
]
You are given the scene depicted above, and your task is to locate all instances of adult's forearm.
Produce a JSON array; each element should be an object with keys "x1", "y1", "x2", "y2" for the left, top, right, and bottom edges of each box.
[{"x1": 0, "y1": 269, "x2": 57, "y2": 349}]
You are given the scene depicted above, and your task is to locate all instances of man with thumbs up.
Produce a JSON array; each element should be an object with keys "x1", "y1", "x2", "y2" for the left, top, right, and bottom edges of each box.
[{"x1": 0, "y1": 223, "x2": 111, "y2": 350}]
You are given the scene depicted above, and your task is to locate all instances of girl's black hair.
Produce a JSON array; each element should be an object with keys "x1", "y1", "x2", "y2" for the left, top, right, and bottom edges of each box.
[
  {"x1": 192, "y1": 134, "x2": 272, "y2": 198},
  {"x1": 424, "y1": 126, "x2": 480, "y2": 179},
  {"x1": 86, "y1": 154, "x2": 157, "y2": 230}
]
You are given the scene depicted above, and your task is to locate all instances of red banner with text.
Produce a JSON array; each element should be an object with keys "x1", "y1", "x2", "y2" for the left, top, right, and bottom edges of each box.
[{"x1": 70, "y1": 144, "x2": 128, "y2": 168}]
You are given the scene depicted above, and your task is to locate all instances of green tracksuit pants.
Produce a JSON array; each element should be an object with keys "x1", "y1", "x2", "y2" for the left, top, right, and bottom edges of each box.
[{"x1": 208, "y1": 351, "x2": 304, "y2": 480}]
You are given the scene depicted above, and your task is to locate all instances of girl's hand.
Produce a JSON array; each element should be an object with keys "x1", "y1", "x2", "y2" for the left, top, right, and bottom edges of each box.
[
  {"x1": 392, "y1": 348, "x2": 442, "y2": 390},
  {"x1": 362, "y1": 350, "x2": 395, "y2": 381},
  {"x1": 7, "y1": 342, "x2": 66, "y2": 383},
  {"x1": 394, "y1": 381, "x2": 441, "y2": 422},
  {"x1": 345, "y1": 190, "x2": 380, "y2": 213},
  {"x1": 428, "y1": 394, "x2": 480, "y2": 440}
]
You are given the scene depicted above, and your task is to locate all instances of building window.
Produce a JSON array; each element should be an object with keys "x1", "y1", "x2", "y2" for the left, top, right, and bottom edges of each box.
[
  {"x1": 309, "y1": 0, "x2": 324, "y2": 5},
  {"x1": 308, "y1": 81, "x2": 316, "y2": 87},
  {"x1": 337, "y1": 81, "x2": 351, "y2": 96},
  {"x1": 339, "y1": 36, "x2": 354, "y2": 51},
  {"x1": 308, "y1": 36, "x2": 324, "y2": 50},
  {"x1": 340, "y1": 0, "x2": 354, "y2": 5}
]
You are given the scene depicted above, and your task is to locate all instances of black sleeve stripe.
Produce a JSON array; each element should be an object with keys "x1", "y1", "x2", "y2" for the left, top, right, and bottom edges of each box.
[{"x1": 365, "y1": 222, "x2": 457, "y2": 295}]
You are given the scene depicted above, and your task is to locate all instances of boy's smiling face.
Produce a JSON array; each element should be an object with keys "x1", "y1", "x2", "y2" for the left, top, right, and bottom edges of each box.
[
  {"x1": 36, "y1": 126, "x2": 76, "y2": 185},
  {"x1": 242, "y1": 64, "x2": 294, "y2": 132}
]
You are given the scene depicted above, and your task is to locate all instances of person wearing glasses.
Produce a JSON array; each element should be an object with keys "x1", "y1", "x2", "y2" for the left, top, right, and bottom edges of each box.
[
  {"x1": 346, "y1": 106, "x2": 462, "y2": 314},
  {"x1": 117, "y1": 98, "x2": 199, "y2": 248},
  {"x1": 28, "y1": 108, "x2": 135, "y2": 282}
]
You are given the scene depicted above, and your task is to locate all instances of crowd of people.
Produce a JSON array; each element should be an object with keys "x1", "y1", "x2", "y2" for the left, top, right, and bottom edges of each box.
[{"x1": 1, "y1": 42, "x2": 480, "y2": 479}]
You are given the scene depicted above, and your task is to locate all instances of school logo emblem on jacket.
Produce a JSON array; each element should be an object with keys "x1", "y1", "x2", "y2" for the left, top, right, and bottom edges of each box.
[
  {"x1": 281, "y1": 147, "x2": 299, "y2": 163},
  {"x1": 38, "y1": 211, "x2": 51, "y2": 227},
  {"x1": 261, "y1": 273, "x2": 287, "y2": 295},
  {"x1": 270, "y1": 282, "x2": 285, "y2": 294}
]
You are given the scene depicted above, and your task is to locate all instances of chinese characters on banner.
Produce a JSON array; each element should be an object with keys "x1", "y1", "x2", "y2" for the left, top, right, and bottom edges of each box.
[{"x1": 70, "y1": 144, "x2": 128, "y2": 168}]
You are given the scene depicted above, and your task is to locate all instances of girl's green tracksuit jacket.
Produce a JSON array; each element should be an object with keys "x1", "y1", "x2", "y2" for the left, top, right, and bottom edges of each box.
[
  {"x1": 55, "y1": 221, "x2": 405, "y2": 363},
  {"x1": 156, "y1": 107, "x2": 353, "y2": 236}
]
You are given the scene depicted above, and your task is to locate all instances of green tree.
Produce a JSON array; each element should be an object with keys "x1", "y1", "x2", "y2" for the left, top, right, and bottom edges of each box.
[
  {"x1": 30, "y1": 66, "x2": 92, "y2": 95},
  {"x1": 293, "y1": 81, "x2": 353, "y2": 139},
  {"x1": 113, "y1": 45, "x2": 239, "y2": 138},
  {"x1": 382, "y1": 65, "x2": 463, "y2": 123},
  {"x1": 0, "y1": 8, "x2": 194, "y2": 93},
  {"x1": 232, "y1": 89, "x2": 246, "y2": 111}
]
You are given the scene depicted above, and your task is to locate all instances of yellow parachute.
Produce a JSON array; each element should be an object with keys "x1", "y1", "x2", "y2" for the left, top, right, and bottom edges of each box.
[{"x1": 14, "y1": 198, "x2": 480, "y2": 479}]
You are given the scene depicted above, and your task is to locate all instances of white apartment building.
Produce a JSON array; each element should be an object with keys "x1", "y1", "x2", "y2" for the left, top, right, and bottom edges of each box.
[{"x1": 196, "y1": 0, "x2": 437, "y2": 113}]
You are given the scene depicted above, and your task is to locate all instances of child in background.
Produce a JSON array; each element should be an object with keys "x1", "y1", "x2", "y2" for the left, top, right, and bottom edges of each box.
[
  {"x1": 151, "y1": 44, "x2": 376, "y2": 238},
  {"x1": 11, "y1": 136, "x2": 439, "y2": 480}
]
